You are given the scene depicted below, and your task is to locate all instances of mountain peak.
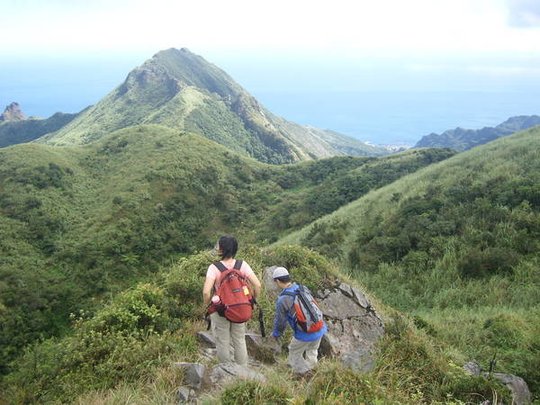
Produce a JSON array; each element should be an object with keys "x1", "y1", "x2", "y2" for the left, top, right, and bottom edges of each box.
[
  {"x1": 146, "y1": 47, "x2": 241, "y2": 98},
  {"x1": 0, "y1": 102, "x2": 26, "y2": 122},
  {"x1": 40, "y1": 48, "x2": 387, "y2": 162}
]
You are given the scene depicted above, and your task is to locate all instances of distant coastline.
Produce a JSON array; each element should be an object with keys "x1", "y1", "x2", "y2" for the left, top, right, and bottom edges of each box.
[
  {"x1": 253, "y1": 89, "x2": 539, "y2": 146},
  {"x1": 1, "y1": 60, "x2": 538, "y2": 147}
]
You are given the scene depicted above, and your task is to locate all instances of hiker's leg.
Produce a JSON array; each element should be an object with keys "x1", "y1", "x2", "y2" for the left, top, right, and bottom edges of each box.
[
  {"x1": 288, "y1": 337, "x2": 310, "y2": 374},
  {"x1": 230, "y1": 321, "x2": 248, "y2": 366},
  {"x1": 210, "y1": 312, "x2": 231, "y2": 363},
  {"x1": 304, "y1": 337, "x2": 322, "y2": 370}
]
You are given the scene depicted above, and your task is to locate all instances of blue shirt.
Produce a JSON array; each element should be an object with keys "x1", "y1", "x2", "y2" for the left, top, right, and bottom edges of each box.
[{"x1": 271, "y1": 283, "x2": 327, "y2": 342}]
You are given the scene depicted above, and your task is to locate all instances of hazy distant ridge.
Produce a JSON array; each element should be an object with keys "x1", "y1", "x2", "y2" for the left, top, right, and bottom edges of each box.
[
  {"x1": 415, "y1": 115, "x2": 540, "y2": 151},
  {"x1": 0, "y1": 111, "x2": 79, "y2": 148}
]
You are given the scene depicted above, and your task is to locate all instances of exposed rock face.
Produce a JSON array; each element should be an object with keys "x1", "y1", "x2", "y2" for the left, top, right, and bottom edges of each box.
[
  {"x1": 209, "y1": 362, "x2": 266, "y2": 385},
  {"x1": 318, "y1": 282, "x2": 384, "y2": 372},
  {"x1": 174, "y1": 362, "x2": 206, "y2": 390},
  {"x1": 263, "y1": 267, "x2": 385, "y2": 372},
  {"x1": 264, "y1": 266, "x2": 283, "y2": 299},
  {"x1": 0, "y1": 102, "x2": 26, "y2": 122},
  {"x1": 174, "y1": 361, "x2": 266, "y2": 403}
]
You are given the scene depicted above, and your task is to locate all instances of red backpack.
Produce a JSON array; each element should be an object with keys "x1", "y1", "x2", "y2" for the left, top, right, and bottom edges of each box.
[{"x1": 212, "y1": 260, "x2": 254, "y2": 323}]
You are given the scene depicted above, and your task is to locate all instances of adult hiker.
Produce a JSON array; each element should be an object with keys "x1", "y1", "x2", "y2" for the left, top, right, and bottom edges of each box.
[
  {"x1": 271, "y1": 266, "x2": 327, "y2": 375},
  {"x1": 202, "y1": 235, "x2": 261, "y2": 366}
]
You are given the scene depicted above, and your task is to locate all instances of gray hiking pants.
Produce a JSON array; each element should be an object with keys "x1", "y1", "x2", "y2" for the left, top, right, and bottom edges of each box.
[
  {"x1": 210, "y1": 312, "x2": 248, "y2": 366},
  {"x1": 288, "y1": 336, "x2": 322, "y2": 374}
]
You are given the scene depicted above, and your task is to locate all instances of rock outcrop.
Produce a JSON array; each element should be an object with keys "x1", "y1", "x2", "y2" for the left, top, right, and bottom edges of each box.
[
  {"x1": 317, "y1": 282, "x2": 384, "y2": 371},
  {"x1": 464, "y1": 361, "x2": 532, "y2": 405},
  {"x1": 0, "y1": 102, "x2": 26, "y2": 122},
  {"x1": 180, "y1": 267, "x2": 386, "y2": 403},
  {"x1": 264, "y1": 266, "x2": 385, "y2": 372},
  {"x1": 174, "y1": 360, "x2": 266, "y2": 403}
]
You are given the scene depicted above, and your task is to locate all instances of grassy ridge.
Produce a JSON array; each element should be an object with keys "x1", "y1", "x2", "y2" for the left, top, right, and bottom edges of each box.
[
  {"x1": 1, "y1": 246, "x2": 511, "y2": 404},
  {"x1": 40, "y1": 48, "x2": 388, "y2": 163},
  {"x1": 280, "y1": 127, "x2": 540, "y2": 397},
  {"x1": 1, "y1": 125, "x2": 536, "y2": 402},
  {"x1": 0, "y1": 112, "x2": 79, "y2": 148},
  {"x1": 0, "y1": 125, "x2": 448, "y2": 375}
]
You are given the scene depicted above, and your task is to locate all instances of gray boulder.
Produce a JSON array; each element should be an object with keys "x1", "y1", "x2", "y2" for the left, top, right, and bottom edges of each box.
[
  {"x1": 245, "y1": 332, "x2": 277, "y2": 364},
  {"x1": 209, "y1": 362, "x2": 266, "y2": 386},
  {"x1": 492, "y1": 373, "x2": 531, "y2": 405},
  {"x1": 264, "y1": 266, "x2": 282, "y2": 299},
  {"x1": 463, "y1": 361, "x2": 531, "y2": 405},
  {"x1": 177, "y1": 386, "x2": 194, "y2": 403},
  {"x1": 196, "y1": 331, "x2": 216, "y2": 347},
  {"x1": 174, "y1": 362, "x2": 206, "y2": 390},
  {"x1": 262, "y1": 267, "x2": 385, "y2": 372},
  {"x1": 318, "y1": 283, "x2": 384, "y2": 372}
]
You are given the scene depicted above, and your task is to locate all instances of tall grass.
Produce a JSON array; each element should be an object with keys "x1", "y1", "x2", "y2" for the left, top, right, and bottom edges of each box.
[{"x1": 279, "y1": 127, "x2": 540, "y2": 399}]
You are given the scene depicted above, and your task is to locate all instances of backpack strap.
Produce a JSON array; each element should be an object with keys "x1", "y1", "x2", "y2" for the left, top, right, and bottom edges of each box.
[
  {"x1": 213, "y1": 261, "x2": 227, "y2": 272},
  {"x1": 214, "y1": 260, "x2": 243, "y2": 272},
  {"x1": 280, "y1": 284, "x2": 300, "y2": 297}
]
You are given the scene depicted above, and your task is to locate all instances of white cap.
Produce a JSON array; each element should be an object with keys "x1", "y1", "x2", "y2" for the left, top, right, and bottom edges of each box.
[{"x1": 272, "y1": 266, "x2": 289, "y2": 279}]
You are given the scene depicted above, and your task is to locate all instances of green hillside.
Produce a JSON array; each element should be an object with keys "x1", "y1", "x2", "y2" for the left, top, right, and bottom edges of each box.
[
  {"x1": 40, "y1": 48, "x2": 387, "y2": 163},
  {"x1": 0, "y1": 112, "x2": 78, "y2": 148},
  {"x1": 1, "y1": 246, "x2": 511, "y2": 404},
  {"x1": 281, "y1": 126, "x2": 540, "y2": 396},
  {"x1": 0, "y1": 124, "x2": 448, "y2": 377}
]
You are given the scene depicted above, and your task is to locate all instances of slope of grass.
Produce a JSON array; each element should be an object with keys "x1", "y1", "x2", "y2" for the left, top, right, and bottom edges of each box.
[
  {"x1": 279, "y1": 126, "x2": 540, "y2": 398},
  {"x1": 0, "y1": 112, "x2": 78, "y2": 148},
  {"x1": 0, "y1": 125, "x2": 448, "y2": 376},
  {"x1": 40, "y1": 48, "x2": 388, "y2": 163},
  {"x1": 1, "y1": 246, "x2": 511, "y2": 405}
]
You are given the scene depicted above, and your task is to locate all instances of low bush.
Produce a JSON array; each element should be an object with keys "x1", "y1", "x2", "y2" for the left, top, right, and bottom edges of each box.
[{"x1": 221, "y1": 380, "x2": 291, "y2": 405}]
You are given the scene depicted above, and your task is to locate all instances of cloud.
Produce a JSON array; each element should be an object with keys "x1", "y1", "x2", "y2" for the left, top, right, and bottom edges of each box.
[{"x1": 506, "y1": 0, "x2": 540, "y2": 27}]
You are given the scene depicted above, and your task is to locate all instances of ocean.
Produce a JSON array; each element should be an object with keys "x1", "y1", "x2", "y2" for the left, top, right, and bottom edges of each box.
[
  {"x1": 251, "y1": 89, "x2": 540, "y2": 146},
  {"x1": 1, "y1": 55, "x2": 538, "y2": 147}
]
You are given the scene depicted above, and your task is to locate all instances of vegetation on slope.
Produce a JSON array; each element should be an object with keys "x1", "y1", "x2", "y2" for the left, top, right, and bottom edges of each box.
[
  {"x1": 40, "y1": 48, "x2": 387, "y2": 163},
  {"x1": 282, "y1": 127, "x2": 540, "y2": 398},
  {"x1": 1, "y1": 246, "x2": 510, "y2": 405},
  {"x1": 0, "y1": 112, "x2": 78, "y2": 148},
  {"x1": 0, "y1": 124, "x2": 450, "y2": 376}
]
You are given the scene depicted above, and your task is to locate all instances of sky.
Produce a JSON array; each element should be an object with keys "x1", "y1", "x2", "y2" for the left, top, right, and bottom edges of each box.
[
  {"x1": 1, "y1": 0, "x2": 539, "y2": 144},
  {"x1": 0, "y1": 0, "x2": 540, "y2": 54},
  {"x1": 2, "y1": 0, "x2": 539, "y2": 56}
]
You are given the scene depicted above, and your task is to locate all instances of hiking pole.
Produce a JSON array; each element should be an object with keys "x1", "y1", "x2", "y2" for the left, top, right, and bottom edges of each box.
[
  {"x1": 252, "y1": 298, "x2": 266, "y2": 337},
  {"x1": 204, "y1": 305, "x2": 211, "y2": 331},
  {"x1": 258, "y1": 306, "x2": 266, "y2": 337}
]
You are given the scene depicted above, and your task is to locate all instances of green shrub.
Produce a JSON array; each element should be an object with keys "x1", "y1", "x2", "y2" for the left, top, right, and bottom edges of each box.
[
  {"x1": 306, "y1": 364, "x2": 382, "y2": 404},
  {"x1": 2, "y1": 281, "x2": 199, "y2": 404},
  {"x1": 482, "y1": 313, "x2": 526, "y2": 350},
  {"x1": 162, "y1": 251, "x2": 212, "y2": 319},
  {"x1": 221, "y1": 380, "x2": 291, "y2": 405},
  {"x1": 375, "y1": 314, "x2": 512, "y2": 403},
  {"x1": 458, "y1": 247, "x2": 519, "y2": 279},
  {"x1": 261, "y1": 245, "x2": 338, "y2": 292}
]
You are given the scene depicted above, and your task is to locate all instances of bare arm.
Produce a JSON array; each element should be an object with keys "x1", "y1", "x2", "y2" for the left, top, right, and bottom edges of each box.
[
  {"x1": 202, "y1": 275, "x2": 215, "y2": 306},
  {"x1": 248, "y1": 273, "x2": 261, "y2": 300}
]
